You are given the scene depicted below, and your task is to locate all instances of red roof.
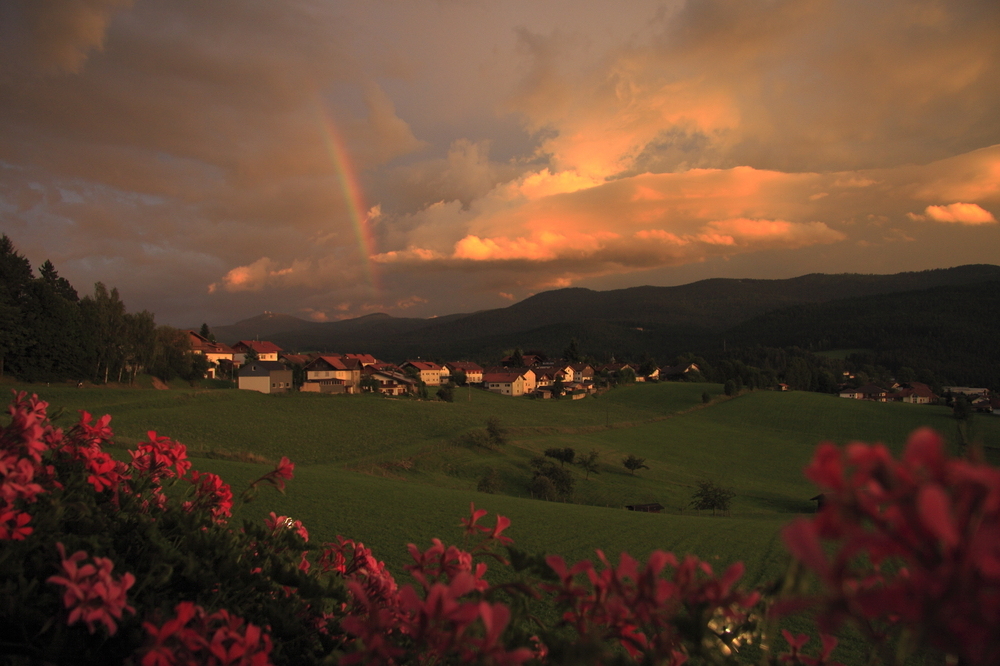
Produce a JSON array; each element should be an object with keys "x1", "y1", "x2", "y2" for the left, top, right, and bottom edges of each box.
[
  {"x1": 343, "y1": 353, "x2": 380, "y2": 366},
  {"x1": 304, "y1": 355, "x2": 360, "y2": 371},
  {"x1": 483, "y1": 372, "x2": 525, "y2": 383},
  {"x1": 185, "y1": 331, "x2": 234, "y2": 354},
  {"x1": 446, "y1": 361, "x2": 483, "y2": 373},
  {"x1": 404, "y1": 360, "x2": 442, "y2": 371},
  {"x1": 234, "y1": 340, "x2": 283, "y2": 354}
]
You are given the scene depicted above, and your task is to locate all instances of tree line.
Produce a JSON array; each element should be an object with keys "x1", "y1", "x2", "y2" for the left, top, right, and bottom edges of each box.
[{"x1": 0, "y1": 235, "x2": 207, "y2": 384}]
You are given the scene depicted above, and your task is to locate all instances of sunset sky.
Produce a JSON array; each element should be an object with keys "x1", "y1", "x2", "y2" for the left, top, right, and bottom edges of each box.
[{"x1": 2, "y1": 0, "x2": 998, "y2": 326}]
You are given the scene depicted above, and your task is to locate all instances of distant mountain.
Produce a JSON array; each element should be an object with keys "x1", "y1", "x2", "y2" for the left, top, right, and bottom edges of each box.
[
  {"x1": 723, "y1": 280, "x2": 1000, "y2": 388},
  {"x1": 210, "y1": 312, "x2": 320, "y2": 343},
  {"x1": 211, "y1": 264, "x2": 1000, "y2": 364}
]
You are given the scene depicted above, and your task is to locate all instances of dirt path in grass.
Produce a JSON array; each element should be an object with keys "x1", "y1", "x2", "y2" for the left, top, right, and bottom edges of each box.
[{"x1": 151, "y1": 377, "x2": 170, "y2": 390}]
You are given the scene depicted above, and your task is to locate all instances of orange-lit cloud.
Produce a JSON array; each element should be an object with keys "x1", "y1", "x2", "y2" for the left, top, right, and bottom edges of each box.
[
  {"x1": 911, "y1": 203, "x2": 997, "y2": 225},
  {"x1": 1, "y1": 0, "x2": 999, "y2": 326}
]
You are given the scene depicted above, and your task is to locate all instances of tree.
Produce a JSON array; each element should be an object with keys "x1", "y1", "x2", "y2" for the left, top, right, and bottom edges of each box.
[
  {"x1": 544, "y1": 447, "x2": 575, "y2": 467},
  {"x1": 485, "y1": 417, "x2": 507, "y2": 447},
  {"x1": 509, "y1": 348, "x2": 525, "y2": 368},
  {"x1": 199, "y1": 322, "x2": 216, "y2": 343},
  {"x1": 724, "y1": 379, "x2": 737, "y2": 396},
  {"x1": 622, "y1": 454, "x2": 649, "y2": 476},
  {"x1": 452, "y1": 369, "x2": 467, "y2": 386},
  {"x1": 563, "y1": 338, "x2": 581, "y2": 363},
  {"x1": 702, "y1": 391, "x2": 711, "y2": 404},
  {"x1": 359, "y1": 374, "x2": 379, "y2": 393},
  {"x1": 244, "y1": 346, "x2": 260, "y2": 363},
  {"x1": 577, "y1": 449, "x2": 601, "y2": 480},
  {"x1": 551, "y1": 376, "x2": 564, "y2": 398},
  {"x1": 689, "y1": 480, "x2": 735, "y2": 516},
  {"x1": 953, "y1": 395, "x2": 973, "y2": 421},
  {"x1": 436, "y1": 385, "x2": 454, "y2": 402},
  {"x1": 476, "y1": 468, "x2": 502, "y2": 494},
  {"x1": 529, "y1": 456, "x2": 574, "y2": 500}
]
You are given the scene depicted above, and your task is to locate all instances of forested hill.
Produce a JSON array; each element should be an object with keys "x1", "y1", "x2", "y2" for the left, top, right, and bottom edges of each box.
[
  {"x1": 723, "y1": 280, "x2": 1000, "y2": 389},
  {"x1": 228, "y1": 265, "x2": 1000, "y2": 362}
]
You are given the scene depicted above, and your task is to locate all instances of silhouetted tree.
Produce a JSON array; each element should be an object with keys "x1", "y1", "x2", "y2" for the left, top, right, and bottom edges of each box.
[
  {"x1": 622, "y1": 454, "x2": 649, "y2": 476},
  {"x1": 578, "y1": 449, "x2": 601, "y2": 480}
]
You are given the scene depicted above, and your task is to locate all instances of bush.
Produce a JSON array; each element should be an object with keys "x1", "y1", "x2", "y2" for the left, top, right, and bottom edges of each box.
[
  {"x1": 477, "y1": 467, "x2": 502, "y2": 494},
  {"x1": 689, "y1": 479, "x2": 736, "y2": 516},
  {"x1": 530, "y1": 456, "x2": 575, "y2": 501}
]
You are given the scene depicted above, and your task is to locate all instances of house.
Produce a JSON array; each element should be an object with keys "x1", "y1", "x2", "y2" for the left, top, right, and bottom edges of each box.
[
  {"x1": 445, "y1": 361, "x2": 484, "y2": 385},
  {"x1": 841, "y1": 383, "x2": 889, "y2": 402},
  {"x1": 184, "y1": 330, "x2": 234, "y2": 379},
  {"x1": 343, "y1": 353, "x2": 380, "y2": 367},
  {"x1": 660, "y1": 363, "x2": 700, "y2": 380},
  {"x1": 482, "y1": 371, "x2": 529, "y2": 397},
  {"x1": 401, "y1": 360, "x2": 444, "y2": 386},
  {"x1": 893, "y1": 382, "x2": 938, "y2": 405},
  {"x1": 237, "y1": 361, "x2": 293, "y2": 394},
  {"x1": 568, "y1": 363, "x2": 594, "y2": 383},
  {"x1": 362, "y1": 367, "x2": 416, "y2": 396},
  {"x1": 943, "y1": 387, "x2": 990, "y2": 398},
  {"x1": 232, "y1": 340, "x2": 283, "y2": 364},
  {"x1": 500, "y1": 353, "x2": 543, "y2": 368},
  {"x1": 302, "y1": 355, "x2": 363, "y2": 394}
]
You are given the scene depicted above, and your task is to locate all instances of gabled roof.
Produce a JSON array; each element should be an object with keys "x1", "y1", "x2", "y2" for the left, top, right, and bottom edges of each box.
[
  {"x1": 238, "y1": 361, "x2": 289, "y2": 377},
  {"x1": 343, "y1": 353, "x2": 380, "y2": 366},
  {"x1": 482, "y1": 371, "x2": 526, "y2": 383},
  {"x1": 279, "y1": 353, "x2": 313, "y2": 366},
  {"x1": 445, "y1": 361, "x2": 483, "y2": 373},
  {"x1": 305, "y1": 355, "x2": 361, "y2": 371},
  {"x1": 185, "y1": 330, "x2": 234, "y2": 354},
  {"x1": 403, "y1": 360, "x2": 442, "y2": 371},
  {"x1": 234, "y1": 340, "x2": 283, "y2": 354}
]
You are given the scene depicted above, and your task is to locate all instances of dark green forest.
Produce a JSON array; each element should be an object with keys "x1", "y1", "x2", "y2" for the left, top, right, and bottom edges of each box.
[{"x1": 0, "y1": 235, "x2": 206, "y2": 383}]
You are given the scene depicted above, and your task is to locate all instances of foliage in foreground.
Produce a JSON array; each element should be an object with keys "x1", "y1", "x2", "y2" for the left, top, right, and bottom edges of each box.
[{"x1": 2, "y1": 391, "x2": 999, "y2": 665}]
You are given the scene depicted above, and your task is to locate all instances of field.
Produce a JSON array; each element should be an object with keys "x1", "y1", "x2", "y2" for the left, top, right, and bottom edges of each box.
[
  {"x1": 6, "y1": 379, "x2": 999, "y2": 661},
  {"x1": 8, "y1": 380, "x2": 997, "y2": 571}
]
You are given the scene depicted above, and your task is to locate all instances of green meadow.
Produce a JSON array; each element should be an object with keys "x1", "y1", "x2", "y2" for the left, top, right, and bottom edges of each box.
[
  {"x1": 6, "y1": 379, "x2": 999, "y2": 661},
  {"x1": 9, "y1": 380, "x2": 997, "y2": 576}
]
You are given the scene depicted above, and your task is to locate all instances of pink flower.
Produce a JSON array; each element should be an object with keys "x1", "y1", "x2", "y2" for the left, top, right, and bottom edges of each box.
[
  {"x1": 47, "y1": 543, "x2": 135, "y2": 635},
  {"x1": 0, "y1": 508, "x2": 33, "y2": 540}
]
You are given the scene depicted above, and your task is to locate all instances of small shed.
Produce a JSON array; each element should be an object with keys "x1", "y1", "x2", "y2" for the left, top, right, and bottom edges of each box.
[{"x1": 625, "y1": 503, "x2": 664, "y2": 513}]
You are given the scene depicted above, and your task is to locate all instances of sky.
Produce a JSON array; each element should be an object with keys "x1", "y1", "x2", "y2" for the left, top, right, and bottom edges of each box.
[{"x1": 1, "y1": 0, "x2": 999, "y2": 327}]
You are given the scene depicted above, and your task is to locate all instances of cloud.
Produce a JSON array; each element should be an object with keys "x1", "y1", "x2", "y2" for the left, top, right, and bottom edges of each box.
[
  {"x1": 507, "y1": 0, "x2": 1000, "y2": 175},
  {"x1": 2, "y1": 0, "x2": 1000, "y2": 327},
  {"x1": 1, "y1": 0, "x2": 134, "y2": 73},
  {"x1": 917, "y1": 203, "x2": 996, "y2": 224}
]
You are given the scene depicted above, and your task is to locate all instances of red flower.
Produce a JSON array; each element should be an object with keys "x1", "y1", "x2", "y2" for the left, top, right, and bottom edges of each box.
[
  {"x1": 47, "y1": 543, "x2": 135, "y2": 635},
  {"x1": 784, "y1": 427, "x2": 1000, "y2": 665},
  {"x1": 0, "y1": 508, "x2": 33, "y2": 540}
]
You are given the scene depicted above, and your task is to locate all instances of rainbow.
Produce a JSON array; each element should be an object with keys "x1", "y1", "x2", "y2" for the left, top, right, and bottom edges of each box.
[{"x1": 317, "y1": 104, "x2": 379, "y2": 291}]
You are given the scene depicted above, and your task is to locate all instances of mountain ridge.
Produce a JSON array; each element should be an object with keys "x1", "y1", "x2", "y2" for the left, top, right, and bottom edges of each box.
[{"x1": 209, "y1": 264, "x2": 1000, "y2": 363}]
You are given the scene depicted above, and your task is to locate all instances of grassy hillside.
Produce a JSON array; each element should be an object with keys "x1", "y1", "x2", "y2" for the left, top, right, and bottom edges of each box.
[
  {"x1": 8, "y1": 380, "x2": 995, "y2": 662},
  {"x1": 11, "y1": 382, "x2": 997, "y2": 564}
]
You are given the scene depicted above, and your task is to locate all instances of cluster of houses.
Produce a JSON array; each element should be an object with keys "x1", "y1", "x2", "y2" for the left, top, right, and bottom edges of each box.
[
  {"x1": 185, "y1": 330, "x2": 701, "y2": 398},
  {"x1": 837, "y1": 381, "x2": 998, "y2": 413}
]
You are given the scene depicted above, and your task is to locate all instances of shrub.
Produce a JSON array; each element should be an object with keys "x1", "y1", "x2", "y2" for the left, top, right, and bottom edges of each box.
[
  {"x1": 689, "y1": 479, "x2": 736, "y2": 516},
  {"x1": 622, "y1": 454, "x2": 649, "y2": 476},
  {"x1": 530, "y1": 456, "x2": 575, "y2": 500},
  {"x1": 477, "y1": 467, "x2": 502, "y2": 494}
]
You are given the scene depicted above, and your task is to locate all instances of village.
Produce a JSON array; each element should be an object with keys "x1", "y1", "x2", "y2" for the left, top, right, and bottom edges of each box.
[
  {"x1": 184, "y1": 329, "x2": 1000, "y2": 413},
  {"x1": 184, "y1": 329, "x2": 702, "y2": 399}
]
